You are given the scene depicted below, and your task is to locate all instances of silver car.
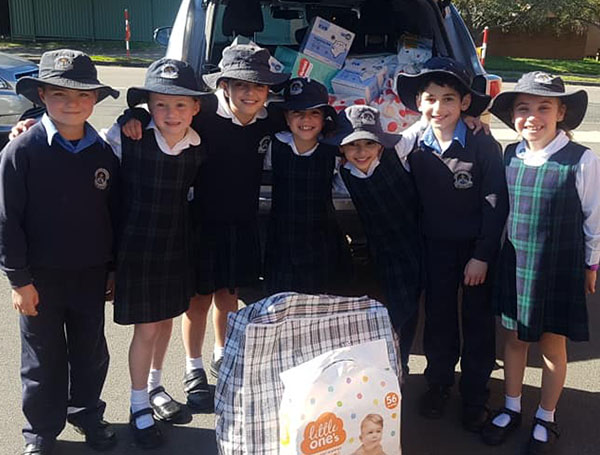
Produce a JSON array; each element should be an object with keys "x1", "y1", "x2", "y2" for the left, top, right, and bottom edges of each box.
[{"x1": 0, "y1": 52, "x2": 40, "y2": 146}]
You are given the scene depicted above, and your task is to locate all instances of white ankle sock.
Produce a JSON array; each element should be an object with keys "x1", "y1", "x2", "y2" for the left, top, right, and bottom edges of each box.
[
  {"x1": 130, "y1": 388, "x2": 154, "y2": 429},
  {"x1": 147, "y1": 368, "x2": 171, "y2": 406},
  {"x1": 533, "y1": 405, "x2": 555, "y2": 442},
  {"x1": 492, "y1": 394, "x2": 521, "y2": 428},
  {"x1": 186, "y1": 356, "x2": 204, "y2": 374},
  {"x1": 213, "y1": 346, "x2": 225, "y2": 361}
]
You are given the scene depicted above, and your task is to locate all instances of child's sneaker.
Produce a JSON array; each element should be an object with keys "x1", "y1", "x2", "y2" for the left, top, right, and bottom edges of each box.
[
  {"x1": 183, "y1": 368, "x2": 213, "y2": 411},
  {"x1": 210, "y1": 355, "x2": 223, "y2": 379}
]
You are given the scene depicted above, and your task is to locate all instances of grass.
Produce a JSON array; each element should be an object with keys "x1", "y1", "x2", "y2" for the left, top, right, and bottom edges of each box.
[{"x1": 485, "y1": 56, "x2": 600, "y2": 83}]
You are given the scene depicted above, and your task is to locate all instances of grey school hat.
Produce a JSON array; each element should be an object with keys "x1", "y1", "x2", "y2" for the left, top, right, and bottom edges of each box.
[
  {"x1": 16, "y1": 49, "x2": 119, "y2": 106},
  {"x1": 127, "y1": 58, "x2": 209, "y2": 107},
  {"x1": 490, "y1": 71, "x2": 588, "y2": 130},
  {"x1": 202, "y1": 42, "x2": 290, "y2": 89},
  {"x1": 396, "y1": 56, "x2": 491, "y2": 117},
  {"x1": 327, "y1": 105, "x2": 401, "y2": 148}
]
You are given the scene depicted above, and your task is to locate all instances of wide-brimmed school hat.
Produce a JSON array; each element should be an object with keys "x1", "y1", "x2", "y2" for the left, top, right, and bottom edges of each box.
[
  {"x1": 16, "y1": 49, "x2": 119, "y2": 106},
  {"x1": 396, "y1": 56, "x2": 491, "y2": 117},
  {"x1": 202, "y1": 42, "x2": 290, "y2": 89},
  {"x1": 127, "y1": 58, "x2": 209, "y2": 107},
  {"x1": 490, "y1": 71, "x2": 588, "y2": 130},
  {"x1": 273, "y1": 78, "x2": 337, "y2": 121},
  {"x1": 326, "y1": 105, "x2": 401, "y2": 148}
]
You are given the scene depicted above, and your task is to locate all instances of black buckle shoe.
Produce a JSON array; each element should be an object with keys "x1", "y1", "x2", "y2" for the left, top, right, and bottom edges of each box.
[
  {"x1": 149, "y1": 386, "x2": 183, "y2": 422},
  {"x1": 67, "y1": 412, "x2": 117, "y2": 451},
  {"x1": 528, "y1": 418, "x2": 560, "y2": 455},
  {"x1": 481, "y1": 407, "x2": 522, "y2": 446},
  {"x1": 183, "y1": 368, "x2": 213, "y2": 411},
  {"x1": 419, "y1": 385, "x2": 450, "y2": 419},
  {"x1": 462, "y1": 404, "x2": 490, "y2": 433},
  {"x1": 129, "y1": 408, "x2": 163, "y2": 450},
  {"x1": 209, "y1": 356, "x2": 223, "y2": 379},
  {"x1": 21, "y1": 444, "x2": 53, "y2": 455}
]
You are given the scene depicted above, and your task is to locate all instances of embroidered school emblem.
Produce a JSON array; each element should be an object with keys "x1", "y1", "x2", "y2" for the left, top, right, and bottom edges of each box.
[
  {"x1": 453, "y1": 170, "x2": 473, "y2": 189},
  {"x1": 289, "y1": 80, "x2": 304, "y2": 96},
  {"x1": 54, "y1": 56, "x2": 73, "y2": 71},
  {"x1": 533, "y1": 72, "x2": 555, "y2": 85},
  {"x1": 159, "y1": 63, "x2": 179, "y2": 79},
  {"x1": 94, "y1": 168, "x2": 110, "y2": 190},
  {"x1": 258, "y1": 136, "x2": 271, "y2": 155},
  {"x1": 358, "y1": 110, "x2": 376, "y2": 126}
]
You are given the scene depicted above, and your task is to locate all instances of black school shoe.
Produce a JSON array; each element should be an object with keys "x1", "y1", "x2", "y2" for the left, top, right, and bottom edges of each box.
[
  {"x1": 67, "y1": 411, "x2": 117, "y2": 451},
  {"x1": 183, "y1": 368, "x2": 213, "y2": 411},
  {"x1": 481, "y1": 407, "x2": 522, "y2": 446},
  {"x1": 528, "y1": 418, "x2": 560, "y2": 455},
  {"x1": 462, "y1": 404, "x2": 490, "y2": 433},
  {"x1": 129, "y1": 408, "x2": 163, "y2": 449},
  {"x1": 21, "y1": 443, "x2": 53, "y2": 455},
  {"x1": 419, "y1": 385, "x2": 450, "y2": 419},
  {"x1": 149, "y1": 386, "x2": 183, "y2": 422}
]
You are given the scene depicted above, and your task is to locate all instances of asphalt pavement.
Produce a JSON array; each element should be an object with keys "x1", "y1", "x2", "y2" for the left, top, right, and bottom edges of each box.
[{"x1": 0, "y1": 66, "x2": 598, "y2": 455}]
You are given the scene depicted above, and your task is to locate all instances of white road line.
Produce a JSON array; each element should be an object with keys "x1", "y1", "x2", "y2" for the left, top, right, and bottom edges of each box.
[{"x1": 492, "y1": 128, "x2": 600, "y2": 143}]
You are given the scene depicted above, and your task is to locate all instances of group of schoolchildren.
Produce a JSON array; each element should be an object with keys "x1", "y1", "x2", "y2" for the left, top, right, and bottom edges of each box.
[{"x1": 1, "y1": 38, "x2": 597, "y2": 455}]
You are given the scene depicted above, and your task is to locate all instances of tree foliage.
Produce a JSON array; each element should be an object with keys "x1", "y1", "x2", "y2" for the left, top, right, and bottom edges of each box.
[{"x1": 453, "y1": 0, "x2": 600, "y2": 39}]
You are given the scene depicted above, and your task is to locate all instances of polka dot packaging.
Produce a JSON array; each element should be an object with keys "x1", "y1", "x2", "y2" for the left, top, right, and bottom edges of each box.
[{"x1": 279, "y1": 339, "x2": 401, "y2": 455}]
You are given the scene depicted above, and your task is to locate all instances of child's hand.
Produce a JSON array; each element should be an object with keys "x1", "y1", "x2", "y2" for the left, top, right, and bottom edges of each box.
[
  {"x1": 463, "y1": 258, "x2": 488, "y2": 286},
  {"x1": 585, "y1": 269, "x2": 597, "y2": 294},
  {"x1": 463, "y1": 116, "x2": 490, "y2": 136},
  {"x1": 105, "y1": 272, "x2": 115, "y2": 302},
  {"x1": 122, "y1": 119, "x2": 143, "y2": 140},
  {"x1": 12, "y1": 284, "x2": 40, "y2": 316},
  {"x1": 9, "y1": 118, "x2": 37, "y2": 140}
]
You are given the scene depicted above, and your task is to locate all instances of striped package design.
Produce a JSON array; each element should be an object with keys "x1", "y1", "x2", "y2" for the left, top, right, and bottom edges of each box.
[{"x1": 215, "y1": 292, "x2": 400, "y2": 455}]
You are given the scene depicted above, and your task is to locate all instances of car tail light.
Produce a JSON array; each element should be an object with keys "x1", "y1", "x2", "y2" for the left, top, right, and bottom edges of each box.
[{"x1": 487, "y1": 78, "x2": 502, "y2": 99}]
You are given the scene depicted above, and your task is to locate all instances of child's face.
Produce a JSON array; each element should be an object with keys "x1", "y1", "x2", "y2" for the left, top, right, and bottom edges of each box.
[
  {"x1": 340, "y1": 139, "x2": 383, "y2": 173},
  {"x1": 147, "y1": 92, "x2": 200, "y2": 142},
  {"x1": 359, "y1": 420, "x2": 383, "y2": 450},
  {"x1": 512, "y1": 94, "x2": 566, "y2": 151},
  {"x1": 38, "y1": 86, "x2": 97, "y2": 131},
  {"x1": 416, "y1": 82, "x2": 471, "y2": 133},
  {"x1": 222, "y1": 79, "x2": 269, "y2": 124},
  {"x1": 284, "y1": 108, "x2": 324, "y2": 143}
]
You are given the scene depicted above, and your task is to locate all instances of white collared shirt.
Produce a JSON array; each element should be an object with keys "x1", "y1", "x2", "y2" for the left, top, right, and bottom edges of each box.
[
  {"x1": 101, "y1": 119, "x2": 201, "y2": 162},
  {"x1": 215, "y1": 88, "x2": 268, "y2": 126},
  {"x1": 514, "y1": 130, "x2": 600, "y2": 265},
  {"x1": 263, "y1": 131, "x2": 320, "y2": 169}
]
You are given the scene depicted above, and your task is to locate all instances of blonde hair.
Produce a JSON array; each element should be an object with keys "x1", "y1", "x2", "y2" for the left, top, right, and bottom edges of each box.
[{"x1": 361, "y1": 413, "x2": 384, "y2": 430}]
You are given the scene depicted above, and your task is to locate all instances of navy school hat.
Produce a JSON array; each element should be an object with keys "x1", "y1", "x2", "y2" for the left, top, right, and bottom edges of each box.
[
  {"x1": 127, "y1": 58, "x2": 209, "y2": 107},
  {"x1": 202, "y1": 41, "x2": 290, "y2": 89},
  {"x1": 327, "y1": 105, "x2": 401, "y2": 148},
  {"x1": 16, "y1": 49, "x2": 119, "y2": 106},
  {"x1": 273, "y1": 78, "x2": 337, "y2": 121},
  {"x1": 490, "y1": 71, "x2": 588, "y2": 130},
  {"x1": 396, "y1": 56, "x2": 491, "y2": 117}
]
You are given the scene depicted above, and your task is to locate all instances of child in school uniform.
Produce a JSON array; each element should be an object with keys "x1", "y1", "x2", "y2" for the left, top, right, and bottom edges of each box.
[
  {"x1": 396, "y1": 57, "x2": 508, "y2": 431},
  {"x1": 331, "y1": 105, "x2": 424, "y2": 375},
  {"x1": 119, "y1": 40, "x2": 290, "y2": 408},
  {"x1": 103, "y1": 58, "x2": 207, "y2": 449},
  {"x1": 264, "y1": 78, "x2": 351, "y2": 294},
  {"x1": 481, "y1": 72, "x2": 599, "y2": 454},
  {"x1": 0, "y1": 50, "x2": 119, "y2": 455}
]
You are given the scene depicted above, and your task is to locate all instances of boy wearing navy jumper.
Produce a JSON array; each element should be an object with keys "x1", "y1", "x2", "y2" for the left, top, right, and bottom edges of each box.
[
  {"x1": 0, "y1": 50, "x2": 120, "y2": 455},
  {"x1": 396, "y1": 57, "x2": 508, "y2": 431}
]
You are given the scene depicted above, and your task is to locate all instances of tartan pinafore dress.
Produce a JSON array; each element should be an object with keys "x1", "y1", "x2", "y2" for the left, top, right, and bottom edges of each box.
[
  {"x1": 339, "y1": 148, "x2": 422, "y2": 328},
  {"x1": 114, "y1": 131, "x2": 204, "y2": 325},
  {"x1": 494, "y1": 141, "x2": 589, "y2": 342},
  {"x1": 264, "y1": 139, "x2": 351, "y2": 293}
]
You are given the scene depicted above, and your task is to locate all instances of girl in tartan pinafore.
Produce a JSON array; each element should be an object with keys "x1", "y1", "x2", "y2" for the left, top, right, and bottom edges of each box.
[
  {"x1": 264, "y1": 78, "x2": 351, "y2": 294},
  {"x1": 482, "y1": 72, "x2": 600, "y2": 454},
  {"x1": 106, "y1": 58, "x2": 207, "y2": 448}
]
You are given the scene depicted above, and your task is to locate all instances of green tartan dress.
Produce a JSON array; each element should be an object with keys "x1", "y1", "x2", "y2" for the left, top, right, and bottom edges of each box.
[{"x1": 494, "y1": 141, "x2": 589, "y2": 342}]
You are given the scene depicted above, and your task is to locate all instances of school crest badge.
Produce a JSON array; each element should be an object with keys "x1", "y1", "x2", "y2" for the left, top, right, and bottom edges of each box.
[
  {"x1": 289, "y1": 80, "x2": 304, "y2": 96},
  {"x1": 159, "y1": 63, "x2": 179, "y2": 79},
  {"x1": 258, "y1": 136, "x2": 271, "y2": 155},
  {"x1": 54, "y1": 55, "x2": 73, "y2": 71},
  {"x1": 453, "y1": 170, "x2": 473, "y2": 189},
  {"x1": 94, "y1": 168, "x2": 110, "y2": 190},
  {"x1": 533, "y1": 72, "x2": 555, "y2": 85},
  {"x1": 358, "y1": 109, "x2": 376, "y2": 126}
]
